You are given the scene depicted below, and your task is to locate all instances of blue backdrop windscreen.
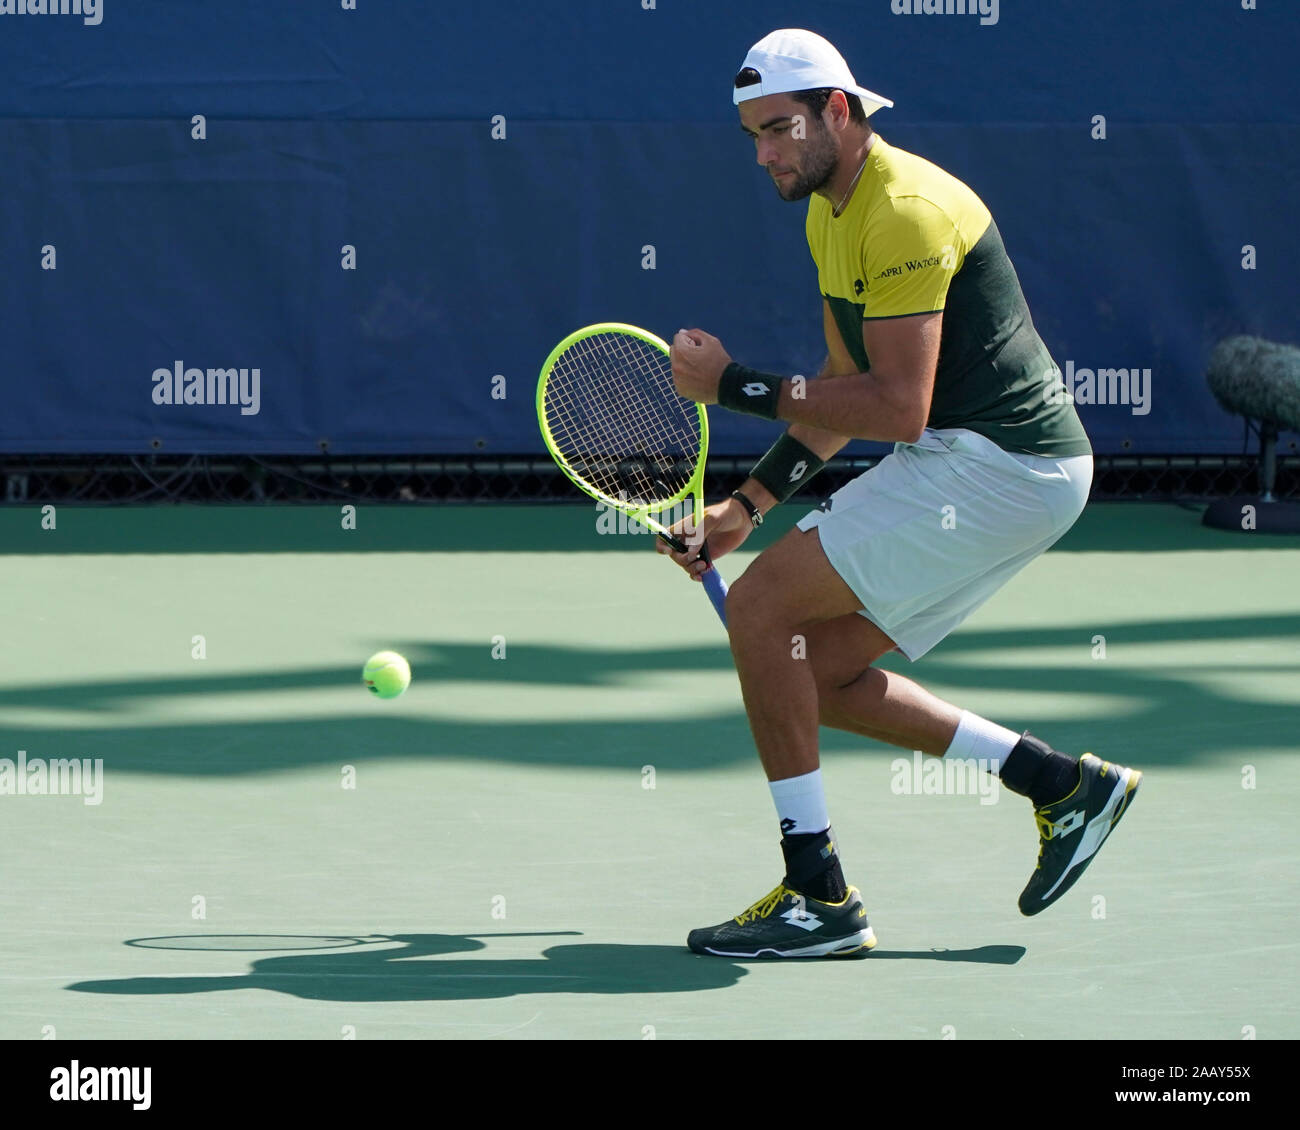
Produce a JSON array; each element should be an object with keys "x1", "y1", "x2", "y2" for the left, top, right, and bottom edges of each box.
[{"x1": 0, "y1": 1, "x2": 1295, "y2": 456}]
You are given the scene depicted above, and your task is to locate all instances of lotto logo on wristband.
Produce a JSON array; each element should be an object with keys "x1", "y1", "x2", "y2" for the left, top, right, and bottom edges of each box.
[
  {"x1": 789, "y1": 460, "x2": 807, "y2": 482},
  {"x1": 719, "y1": 362, "x2": 781, "y2": 419}
]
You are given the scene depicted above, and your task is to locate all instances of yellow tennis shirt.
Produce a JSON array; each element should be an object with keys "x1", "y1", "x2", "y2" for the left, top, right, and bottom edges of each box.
[{"x1": 806, "y1": 136, "x2": 1091, "y2": 457}]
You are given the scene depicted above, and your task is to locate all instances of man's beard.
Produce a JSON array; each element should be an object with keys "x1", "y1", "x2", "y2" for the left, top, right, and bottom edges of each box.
[{"x1": 773, "y1": 130, "x2": 839, "y2": 202}]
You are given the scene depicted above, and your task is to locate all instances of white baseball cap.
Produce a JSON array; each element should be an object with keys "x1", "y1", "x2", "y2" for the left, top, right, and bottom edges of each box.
[{"x1": 733, "y1": 28, "x2": 893, "y2": 116}]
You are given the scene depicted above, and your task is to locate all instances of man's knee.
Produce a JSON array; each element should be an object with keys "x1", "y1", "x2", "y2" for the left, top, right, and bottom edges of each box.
[
  {"x1": 816, "y1": 666, "x2": 887, "y2": 732},
  {"x1": 821, "y1": 664, "x2": 872, "y2": 694},
  {"x1": 723, "y1": 565, "x2": 787, "y2": 634}
]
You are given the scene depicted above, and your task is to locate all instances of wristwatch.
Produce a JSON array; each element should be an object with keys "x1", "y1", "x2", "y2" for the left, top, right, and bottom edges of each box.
[{"x1": 731, "y1": 489, "x2": 763, "y2": 527}]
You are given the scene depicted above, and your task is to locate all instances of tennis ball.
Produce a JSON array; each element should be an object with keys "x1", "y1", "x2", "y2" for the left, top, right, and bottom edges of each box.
[{"x1": 362, "y1": 650, "x2": 410, "y2": 699}]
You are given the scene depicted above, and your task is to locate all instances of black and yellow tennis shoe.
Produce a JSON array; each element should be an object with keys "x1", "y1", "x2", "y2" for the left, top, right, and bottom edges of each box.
[
  {"x1": 687, "y1": 884, "x2": 876, "y2": 958},
  {"x1": 1019, "y1": 753, "x2": 1141, "y2": 916}
]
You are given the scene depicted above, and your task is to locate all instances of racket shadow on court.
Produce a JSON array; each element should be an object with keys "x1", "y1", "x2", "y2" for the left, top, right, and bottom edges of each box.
[
  {"x1": 865, "y1": 945, "x2": 1024, "y2": 964},
  {"x1": 64, "y1": 934, "x2": 1024, "y2": 1003},
  {"x1": 67, "y1": 933, "x2": 748, "y2": 1002}
]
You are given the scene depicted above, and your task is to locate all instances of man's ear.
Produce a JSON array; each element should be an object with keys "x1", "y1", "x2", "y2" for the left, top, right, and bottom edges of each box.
[{"x1": 826, "y1": 90, "x2": 850, "y2": 131}]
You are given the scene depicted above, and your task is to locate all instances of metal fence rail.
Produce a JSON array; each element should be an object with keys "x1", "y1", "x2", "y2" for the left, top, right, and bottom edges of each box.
[{"x1": 1, "y1": 453, "x2": 1295, "y2": 506}]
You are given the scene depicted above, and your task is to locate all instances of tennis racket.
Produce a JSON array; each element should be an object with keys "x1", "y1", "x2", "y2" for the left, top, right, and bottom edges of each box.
[{"x1": 537, "y1": 322, "x2": 729, "y2": 625}]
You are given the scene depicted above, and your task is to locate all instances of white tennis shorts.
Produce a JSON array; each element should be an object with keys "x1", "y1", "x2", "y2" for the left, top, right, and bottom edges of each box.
[{"x1": 796, "y1": 426, "x2": 1092, "y2": 661}]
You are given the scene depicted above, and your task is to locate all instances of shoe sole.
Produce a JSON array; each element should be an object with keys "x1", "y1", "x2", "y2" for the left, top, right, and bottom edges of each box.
[
  {"x1": 1022, "y1": 765, "x2": 1141, "y2": 915},
  {"x1": 691, "y1": 926, "x2": 877, "y2": 959}
]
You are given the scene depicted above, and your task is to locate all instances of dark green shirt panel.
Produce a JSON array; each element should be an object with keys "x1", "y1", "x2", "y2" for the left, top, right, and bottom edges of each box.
[
  {"x1": 821, "y1": 222, "x2": 1091, "y2": 458},
  {"x1": 827, "y1": 295, "x2": 871, "y2": 374}
]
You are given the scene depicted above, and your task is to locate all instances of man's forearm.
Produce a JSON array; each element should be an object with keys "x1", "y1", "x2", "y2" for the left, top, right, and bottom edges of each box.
[
  {"x1": 736, "y1": 361, "x2": 854, "y2": 515},
  {"x1": 776, "y1": 369, "x2": 922, "y2": 443},
  {"x1": 738, "y1": 422, "x2": 847, "y2": 514}
]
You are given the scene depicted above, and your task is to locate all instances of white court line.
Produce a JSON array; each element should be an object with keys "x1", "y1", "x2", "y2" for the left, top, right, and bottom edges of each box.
[{"x1": 486, "y1": 1011, "x2": 544, "y2": 1038}]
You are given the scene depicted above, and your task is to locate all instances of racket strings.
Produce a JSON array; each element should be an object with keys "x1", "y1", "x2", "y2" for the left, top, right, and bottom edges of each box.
[{"x1": 543, "y1": 332, "x2": 701, "y2": 508}]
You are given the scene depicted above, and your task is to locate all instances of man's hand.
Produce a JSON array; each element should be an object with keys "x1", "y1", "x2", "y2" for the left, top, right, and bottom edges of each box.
[
  {"x1": 655, "y1": 495, "x2": 752, "y2": 580},
  {"x1": 670, "y1": 328, "x2": 732, "y2": 405}
]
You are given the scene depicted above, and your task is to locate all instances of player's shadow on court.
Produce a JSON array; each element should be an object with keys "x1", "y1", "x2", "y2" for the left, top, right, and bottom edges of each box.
[{"x1": 64, "y1": 934, "x2": 1024, "y2": 1002}]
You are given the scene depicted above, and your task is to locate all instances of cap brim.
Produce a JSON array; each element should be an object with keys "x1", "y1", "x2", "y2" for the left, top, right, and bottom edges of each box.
[{"x1": 734, "y1": 79, "x2": 893, "y2": 115}]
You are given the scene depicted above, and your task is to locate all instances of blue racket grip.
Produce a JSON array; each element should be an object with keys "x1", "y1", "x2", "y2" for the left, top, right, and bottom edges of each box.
[
  {"x1": 701, "y1": 564, "x2": 728, "y2": 626},
  {"x1": 698, "y1": 543, "x2": 728, "y2": 627},
  {"x1": 658, "y1": 531, "x2": 728, "y2": 627}
]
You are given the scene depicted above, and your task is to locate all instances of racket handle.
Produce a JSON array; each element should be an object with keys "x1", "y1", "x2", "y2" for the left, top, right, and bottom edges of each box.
[
  {"x1": 700, "y1": 563, "x2": 728, "y2": 626},
  {"x1": 697, "y1": 541, "x2": 728, "y2": 627},
  {"x1": 657, "y1": 532, "x2": 728, "y2": 627}
]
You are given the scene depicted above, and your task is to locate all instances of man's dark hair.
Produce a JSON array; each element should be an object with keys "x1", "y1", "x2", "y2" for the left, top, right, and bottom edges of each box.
[
  {"x1": 790, "y1": 87, "x2": 867, "y2": 125},
  {"x1": 732, "y1": 69, "x2": 868, "y2": 127}
]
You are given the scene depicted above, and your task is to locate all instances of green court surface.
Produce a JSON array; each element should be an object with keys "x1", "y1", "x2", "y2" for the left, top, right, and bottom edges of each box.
[{"x1": 1, "y1": 503, "x2": 1297, "y2": 1040}]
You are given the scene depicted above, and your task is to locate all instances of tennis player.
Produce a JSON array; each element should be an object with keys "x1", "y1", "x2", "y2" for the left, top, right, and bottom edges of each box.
[{"x1": 662, "y1": 29, "x2": 1141, "y2": 958}]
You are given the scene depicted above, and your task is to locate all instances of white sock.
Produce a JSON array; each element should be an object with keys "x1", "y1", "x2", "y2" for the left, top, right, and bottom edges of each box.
[
  {"x1": 769, "y1": 769, "x2": 830, "y2": 836},
  {"x1": 944, "y1": 712, "x2": 1020, "y2": 776}
]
